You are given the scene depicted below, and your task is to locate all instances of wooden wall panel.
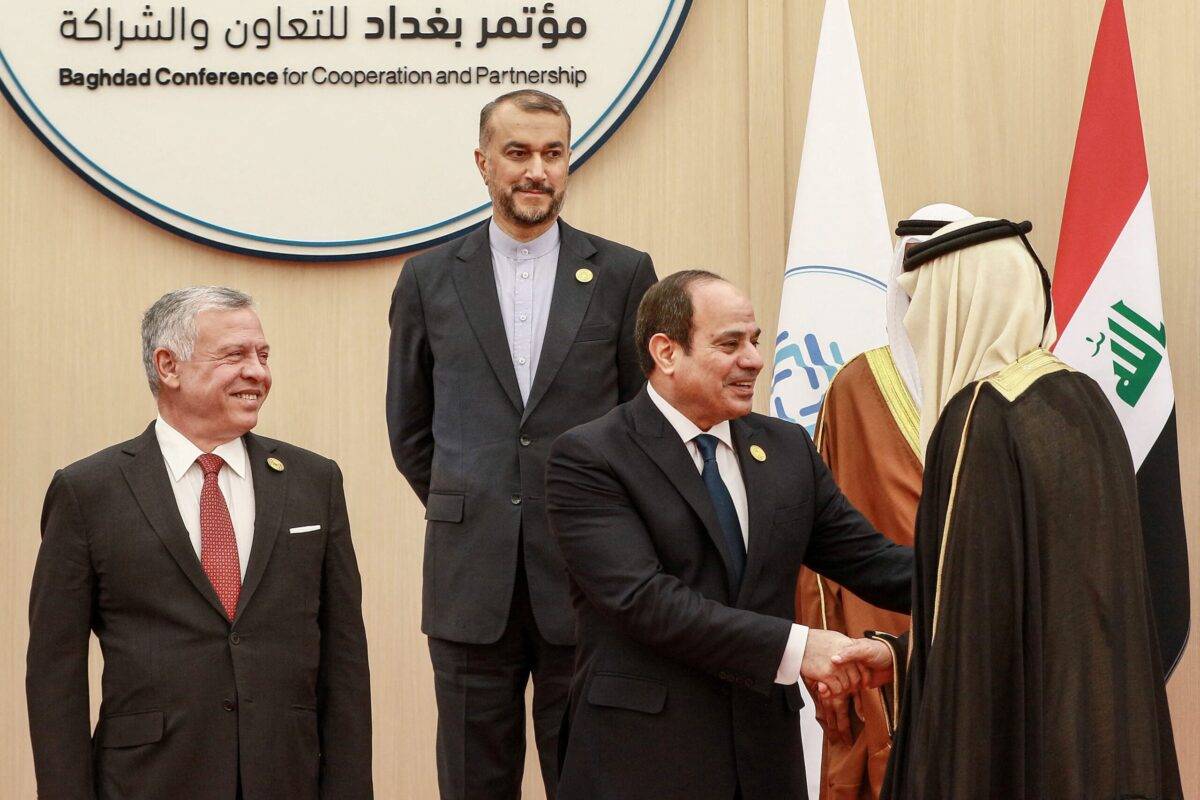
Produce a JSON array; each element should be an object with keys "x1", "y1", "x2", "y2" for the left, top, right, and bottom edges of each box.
[{"x1": 1, "y1": 1, "x2": 1194, "y2": 797}]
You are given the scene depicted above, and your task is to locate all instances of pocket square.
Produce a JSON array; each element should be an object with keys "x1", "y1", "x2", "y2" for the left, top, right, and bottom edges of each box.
[{"x1": 288, "y1": 524, "x2": 322, "y2": 534}]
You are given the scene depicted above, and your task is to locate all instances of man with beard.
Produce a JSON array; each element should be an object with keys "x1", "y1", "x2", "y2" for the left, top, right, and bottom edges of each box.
[{"x1": 387, "y1": 90, "x2": 656, "y2": 799}]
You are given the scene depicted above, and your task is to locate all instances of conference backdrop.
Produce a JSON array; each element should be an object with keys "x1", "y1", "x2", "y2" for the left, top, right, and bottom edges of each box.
[{"x1": 1, "y1": 1, "x2": 1196, "y2": 797}]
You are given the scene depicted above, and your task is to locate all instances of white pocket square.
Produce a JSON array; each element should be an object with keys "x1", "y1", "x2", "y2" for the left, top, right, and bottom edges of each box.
[{"x1": 288, "y1": 524, "x2": 322, "y2": 534}]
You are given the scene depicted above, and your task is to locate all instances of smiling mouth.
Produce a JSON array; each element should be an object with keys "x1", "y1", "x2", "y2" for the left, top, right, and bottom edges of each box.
[
  {"x1": 232, "y1": 392, "x2": 261, "y2": 402},
  {"x1": 729, "y1": 380, "x2": 755, "y2": 394}
]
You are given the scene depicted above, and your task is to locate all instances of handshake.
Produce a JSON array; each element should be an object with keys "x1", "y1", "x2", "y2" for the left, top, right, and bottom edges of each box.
[{"x1": 799, "y1": 629, "x2": 894, "y2": 745}]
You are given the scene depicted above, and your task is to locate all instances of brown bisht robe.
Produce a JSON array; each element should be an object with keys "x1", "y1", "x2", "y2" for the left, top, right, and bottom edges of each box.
[
  {"x1": 877, "y1": 349, "x2": 1181, "y2": 800},
  {"x1": 797, "y1": 346, "x2": 922, "y2": 800}
]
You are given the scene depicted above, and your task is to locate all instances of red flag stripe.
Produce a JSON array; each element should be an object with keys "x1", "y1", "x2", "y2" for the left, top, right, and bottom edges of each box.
[{"x1": 1052, "y1": 0, "x2": 1148, "y2": 334}]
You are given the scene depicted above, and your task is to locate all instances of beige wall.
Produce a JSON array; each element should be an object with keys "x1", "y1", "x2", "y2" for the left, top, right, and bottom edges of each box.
[{"x1": 2, "y1": 1, "x2": 1196, "y2": 796}]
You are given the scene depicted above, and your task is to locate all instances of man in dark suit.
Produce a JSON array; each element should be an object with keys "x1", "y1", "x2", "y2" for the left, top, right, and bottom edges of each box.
[
  {"x1": 387, "y1": 90, "x2": 656, "y2": 799},
  {"x1": 27, "y1": 287, "x2": 372, "y2": 800},
  {"x1": 545, "y1": 271, "x2": 914, "y2": 800}
]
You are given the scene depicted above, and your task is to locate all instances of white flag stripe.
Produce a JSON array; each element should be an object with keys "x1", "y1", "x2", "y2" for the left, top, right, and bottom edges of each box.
[{"x1": 1055, "y1": 187, "x2": 1173, "y2": 468}]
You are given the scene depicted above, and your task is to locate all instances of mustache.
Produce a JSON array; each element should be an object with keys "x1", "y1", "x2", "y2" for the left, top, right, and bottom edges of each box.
[{"x1": 512, "y1": 183, "x2": 554, "y2": 195}]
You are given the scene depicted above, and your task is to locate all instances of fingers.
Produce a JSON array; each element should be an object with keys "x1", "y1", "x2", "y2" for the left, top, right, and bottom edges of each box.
[{"x1": 816, "y1": 684, "x2": 852, "y2": 745}]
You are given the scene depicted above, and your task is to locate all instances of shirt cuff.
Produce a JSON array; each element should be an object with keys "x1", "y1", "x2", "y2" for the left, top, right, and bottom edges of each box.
[{"x1": 774, "y1": 623, "x2": 810, "y2": 685}]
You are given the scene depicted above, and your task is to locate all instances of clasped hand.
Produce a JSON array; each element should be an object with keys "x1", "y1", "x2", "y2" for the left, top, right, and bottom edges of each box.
[{"x1": 799, "y1": 630, "x2": 893, "y2": 745}]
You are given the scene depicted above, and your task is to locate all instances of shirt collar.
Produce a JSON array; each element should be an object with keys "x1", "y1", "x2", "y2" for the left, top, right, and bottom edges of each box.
[
  {"x1": 488, "y1": 218, "x2": 561, "y2": 261},
  {"x1": 646, "y1": 384, "x2": 733, "y2": 451},
  {"x1": 155, "y1": 416, "x2": 249, "y2": 482}
]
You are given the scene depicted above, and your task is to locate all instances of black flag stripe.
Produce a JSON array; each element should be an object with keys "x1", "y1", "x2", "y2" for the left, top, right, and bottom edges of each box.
[{"x1": 1135, "y1": 407, "x2": 1191, "y2": 678}]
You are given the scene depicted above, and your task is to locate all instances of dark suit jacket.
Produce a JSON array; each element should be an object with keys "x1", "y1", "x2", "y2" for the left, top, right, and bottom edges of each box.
[
  {"x1": 544, "y1": 389, "x2": 914, "y2": 800},
  {"x1": 26, "y1": 425, "x2": 372, "y2": 800},
  {"x1": 387, "y1": 219, "x2": 656, "y2": 645}
]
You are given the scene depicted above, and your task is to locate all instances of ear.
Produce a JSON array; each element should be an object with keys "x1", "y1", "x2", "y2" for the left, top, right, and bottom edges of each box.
[
  {"x1": 154, "y1": 347, "x2": 182, "y2": 391},
  {"x1": 474, "y1": 148, "x2": 488, "y2": 182},
  {"x1": 648, "y1": 333, "x2": 678, "y2": 376}
]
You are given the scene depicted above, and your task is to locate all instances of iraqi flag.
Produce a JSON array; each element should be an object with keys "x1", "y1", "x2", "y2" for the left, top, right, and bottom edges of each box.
[
  {"x1": 1052, "y1": 0, "x2": 1190, "y2": 676},
  {"x1": 770, "y1": 1, "x2": 891, "y2": 795}
]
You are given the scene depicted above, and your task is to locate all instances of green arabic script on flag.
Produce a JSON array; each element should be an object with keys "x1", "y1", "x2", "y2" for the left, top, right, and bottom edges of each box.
[{"x1": 1102, "y1": 299, "x2": 1166, "y2": 407}]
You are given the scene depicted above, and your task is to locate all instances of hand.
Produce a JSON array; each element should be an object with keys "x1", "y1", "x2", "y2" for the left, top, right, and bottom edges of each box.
[
  {"x1": 831, "y1": 638, "x2": 893, "y2": 689},
  {"x1": 800, "y1": 629, "x2": 863, "y2": 697},
  {"x1": 805, "y1": 678, "x2": 859, "y2": 746}
]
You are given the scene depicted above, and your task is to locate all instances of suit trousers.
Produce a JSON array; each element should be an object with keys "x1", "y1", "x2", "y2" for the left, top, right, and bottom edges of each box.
[{"x1": 428, "y1": 543, "x2": 574, "y2": 799}]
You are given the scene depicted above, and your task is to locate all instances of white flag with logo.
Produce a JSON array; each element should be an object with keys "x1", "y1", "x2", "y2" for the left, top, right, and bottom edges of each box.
[{"x1": 769, "y1": 1, "x2": 891, "y2": 796}]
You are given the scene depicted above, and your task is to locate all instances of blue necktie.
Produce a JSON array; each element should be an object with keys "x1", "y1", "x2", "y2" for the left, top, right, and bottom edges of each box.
[{"x1": 694, "y1": 434, "x2": 746, "y2": 590}]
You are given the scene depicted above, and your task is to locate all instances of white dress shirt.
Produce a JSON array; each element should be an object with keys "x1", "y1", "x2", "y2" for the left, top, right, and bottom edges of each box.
[
  {"x1": 645, "y1": 384, "x2": 809, "y2": 686},
  {"x1": 154, "y1": 416, "x2": 255, "y2": 579},
  {"x1": 489, "y1": 219, "x2": 561, "y2": 403}
]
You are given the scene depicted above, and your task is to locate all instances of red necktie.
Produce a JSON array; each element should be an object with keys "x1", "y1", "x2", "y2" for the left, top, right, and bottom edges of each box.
[{"x1": 197, "y1": 453, "x2": 241, "y2": 620}]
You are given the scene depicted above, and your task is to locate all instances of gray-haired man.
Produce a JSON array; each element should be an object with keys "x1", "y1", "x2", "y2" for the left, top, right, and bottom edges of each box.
[{"x1": 27, "y1": 287, "x2": 373, "y2": 800}]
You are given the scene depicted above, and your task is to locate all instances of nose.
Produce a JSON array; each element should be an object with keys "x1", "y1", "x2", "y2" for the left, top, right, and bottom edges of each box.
[
  {"x1": 740, "y1": 343, "x2": 764, "y2": 372},
  {"x1": 242, "y1": 356, "x2": 268, "y2": 382},
  {"x1": 525, "y1": 154, "x2": 547, "y2": 182}
]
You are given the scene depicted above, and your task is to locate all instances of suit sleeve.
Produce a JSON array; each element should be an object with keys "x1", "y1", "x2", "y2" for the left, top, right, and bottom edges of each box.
[
  {"x1": 317, "y1": 462, "x2": 373, "y2": 799},
  {"x1": 546, "y1": 430, "x2": 792, "y2": 695},
  {"x1": 26, "y1": 470, "x2": 96, "y2": 800},
  {"x1": 386, "y1": 262, "x2": 435, "y2": 506},
  {"x1": 801, "y1": 432, "x2": 913, "y2": 614},
  {"x1": 616, "y1": 252, "x2": 657, "y2": 403}
]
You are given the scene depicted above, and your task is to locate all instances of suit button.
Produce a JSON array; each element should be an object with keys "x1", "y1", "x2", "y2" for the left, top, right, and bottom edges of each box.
[
  {"x1": 510, "y1": 494, "x2": 522, "y2": 505},
  {"x1": 519, "y1": 435, "x2": 532, "y2": 447},
  {"x1": 222, "y1": 699, "x2": 236, "y2": 712},
  {"x1": 230, "y1": 632, "x2": 241, "y2": 645}
]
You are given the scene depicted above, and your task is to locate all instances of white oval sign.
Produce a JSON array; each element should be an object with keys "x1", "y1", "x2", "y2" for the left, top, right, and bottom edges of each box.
[{"x1": 0, "y1": 0, "x2": 691, "y2": 259}]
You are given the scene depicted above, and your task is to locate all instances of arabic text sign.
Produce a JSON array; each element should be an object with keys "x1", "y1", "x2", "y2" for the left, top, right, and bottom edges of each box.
[{"x1": 0, "y1": 1, "x2": 691, "y2": 259}]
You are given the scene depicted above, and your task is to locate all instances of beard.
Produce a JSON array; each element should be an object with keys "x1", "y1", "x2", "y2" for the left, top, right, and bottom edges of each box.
[{"x1": 493, "y1": 181, "x2": 566, "y2": 227}]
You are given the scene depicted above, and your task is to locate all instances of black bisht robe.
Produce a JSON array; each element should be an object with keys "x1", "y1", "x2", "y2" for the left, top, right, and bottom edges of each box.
[{"x1": 879, "y1": 350, "x2": 1181, "y2": 800}]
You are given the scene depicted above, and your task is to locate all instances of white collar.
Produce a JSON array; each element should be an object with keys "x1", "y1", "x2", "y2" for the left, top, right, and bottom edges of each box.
[
  {"x1": 488, "y1": 218, "x2": 561, "y2": 260},
  {"x1": 646, "y1": 383, "x2": 733, "y2": 451},
  {"x1": 155, "y1": 416, "x2": 249, "y2": 483}
]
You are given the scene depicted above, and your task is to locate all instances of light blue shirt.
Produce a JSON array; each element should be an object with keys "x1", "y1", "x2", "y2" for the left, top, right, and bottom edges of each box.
[{"x1": 489, "y1": 219, "x2": 561, "y2": 403}]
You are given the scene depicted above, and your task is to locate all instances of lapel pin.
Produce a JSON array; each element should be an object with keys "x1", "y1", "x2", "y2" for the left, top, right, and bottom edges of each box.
[
  {"x1": 575, "y1": 267, "x2": 594, "y2": 284},
  {"x1": 749, "y1": 445, "x2": 767, "y2": 462},
  {"x1": 267, "y1": 457, "x2": 285, "y2": 472}
]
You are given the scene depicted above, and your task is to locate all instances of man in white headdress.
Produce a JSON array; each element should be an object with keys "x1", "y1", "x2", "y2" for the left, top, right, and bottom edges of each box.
[
  {"x1": 833, "y1": 217, "x2": 1181, "y2": 800},
  {"x1": 796, "y1": 204, "x2": 970, "y2": 800}
]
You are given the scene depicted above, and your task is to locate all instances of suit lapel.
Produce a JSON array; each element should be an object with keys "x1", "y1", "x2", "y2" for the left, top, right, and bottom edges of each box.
[
  {"x1": 521, "y1": 221, "x2": 598, "y2": 425},
  {"x1": 451, "y1": 223, "x2": 524, "y2": 413},
  {"x1": 120, "y1": 423, "x2": 228, "y2": 621},
  {"x1": 234, "y1": 433, "x2": 287, "y2": 622},
  {"x1": 627, "y1": 391, "x2": 739, "y2": 595},
  {"x1": 731, "y1": 418, "x2": 773, "y2": 603}
]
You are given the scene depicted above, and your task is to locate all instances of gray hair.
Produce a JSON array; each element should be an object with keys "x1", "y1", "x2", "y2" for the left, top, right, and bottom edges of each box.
[
  {"x1": 141, "y1": 286, "x2": 255, "y2": 395},
  {"x1": 479, "y1": 89, "x2": 571, "y2": 148}
]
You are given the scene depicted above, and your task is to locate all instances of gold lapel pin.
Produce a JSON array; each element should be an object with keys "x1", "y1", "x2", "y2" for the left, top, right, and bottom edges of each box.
[
  {"x1": 267, "y1": 457, "x2": 285, "y2": 472},
  {"x1": 749, "y1": 445, "x2": 767, "y2": 462},
  {"x1": 575, "y1": 267, "x2": 594, "y2": 284}
]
